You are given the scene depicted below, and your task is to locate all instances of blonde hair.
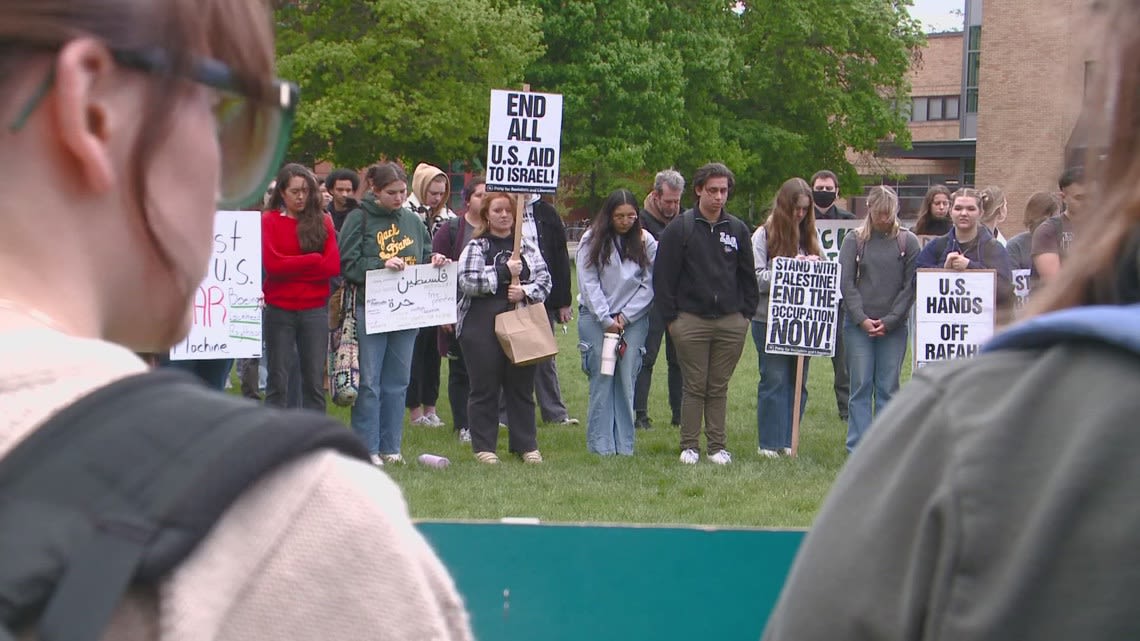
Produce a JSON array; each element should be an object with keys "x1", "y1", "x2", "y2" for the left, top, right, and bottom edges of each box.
[
  {"x1": 980, "y1": 186, "x2": 1008, "y2": 229},
  {"x1": 855, "y1": 185, "x2": 900, "y2": 241}
]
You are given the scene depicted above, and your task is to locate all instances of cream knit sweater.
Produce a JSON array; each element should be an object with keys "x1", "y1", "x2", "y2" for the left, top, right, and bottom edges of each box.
[{"x1": 0, "y1": 319, "x2": 472, "y2": 641}]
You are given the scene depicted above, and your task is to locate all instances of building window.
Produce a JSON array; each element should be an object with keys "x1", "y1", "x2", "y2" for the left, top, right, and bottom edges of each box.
[
  {"x1": 909, "y1": 96, "x2": 960, "y2": 122},
  {"x1": 966, "y1": 25, "x2": 981, "y2": 113}
]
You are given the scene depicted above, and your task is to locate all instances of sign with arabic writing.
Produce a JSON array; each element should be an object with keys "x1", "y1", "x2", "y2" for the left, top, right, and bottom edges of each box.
[{"x1": 364, "y1": 263, "x2": 458, "y2": 334}]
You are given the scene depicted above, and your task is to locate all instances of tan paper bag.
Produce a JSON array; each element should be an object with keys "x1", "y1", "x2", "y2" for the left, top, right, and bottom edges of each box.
[{"x1": 495, "y1": 302, "x2": 558, "y2": 366}]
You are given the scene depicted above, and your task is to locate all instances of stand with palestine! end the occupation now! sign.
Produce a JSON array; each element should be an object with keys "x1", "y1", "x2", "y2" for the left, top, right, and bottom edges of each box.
[{"x1": 485, "y1": 89, "x2": 563, "y2": 194}]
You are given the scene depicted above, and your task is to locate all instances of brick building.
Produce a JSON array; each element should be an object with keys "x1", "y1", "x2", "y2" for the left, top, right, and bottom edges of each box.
[{"x1": 855, "y1": 0, "x2": 1098, "y2": 235}]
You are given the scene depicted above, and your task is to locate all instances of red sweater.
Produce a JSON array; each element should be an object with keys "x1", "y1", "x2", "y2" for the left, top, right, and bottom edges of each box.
[{"x1": 262, "y1": 210, "x2": 341, "y2": 310}]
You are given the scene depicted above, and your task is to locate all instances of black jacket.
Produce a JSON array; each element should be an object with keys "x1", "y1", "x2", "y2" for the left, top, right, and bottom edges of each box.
[
  {"x1": 639, "y1": 208, "x2": 671, "y2": 240},
  {"x1": 815, "y1": 204, "x2": 855, "y2": 220},
  {"x1": 531, "y1": 199, "x2": 572, "y2": 310},
  {"x1": 652, "y1": 209, "x2": 759, "y2": 323}
]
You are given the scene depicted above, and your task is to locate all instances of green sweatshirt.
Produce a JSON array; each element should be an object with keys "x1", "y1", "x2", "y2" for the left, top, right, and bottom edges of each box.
[{"x1": 338, "y1": 193, "x2": 432, "y2": 285}]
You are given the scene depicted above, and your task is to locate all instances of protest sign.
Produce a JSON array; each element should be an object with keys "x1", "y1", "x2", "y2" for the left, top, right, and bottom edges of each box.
[
  {"x1": 765, "y1": 257, "x2": 842, "y2": 357},
  {"x1": 814, "y1": 220, "x2": 861, "y2": 261},
  {"x1": 1012, "y1": 268, "x2": 1032, "y2": 310},
  {"x1": 171, "y1": 211, "x2": 262, "y2": 360},
  {"x1": 913, "y1": 269, "x2": 996, "y2": 368},
  {"x1": 485, "y1": 89, "x2": 564, "y2": 194},
  {"x1": 364, "y1": 263, "x2": 458, "y2": 334}
]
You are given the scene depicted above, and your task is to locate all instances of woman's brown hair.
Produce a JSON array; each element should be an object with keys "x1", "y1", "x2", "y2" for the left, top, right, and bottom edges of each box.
[
  {"x1": 1029, "y1": 1, "x2": 1140, "y2": 314},
  {"x1": 912, "y1": 185, "x2": 953, "y2": 235},
  {"x1": 1022, "y1": 191, "x2": 1061, "y2": 233},
  {"x1": 268, "y1": 163, "x2": 327, "y2": 253},
  {"x1": 764, "y1": 178, "x2": 821, "y2": 258},
  {"x1": 365, "y1": 162, "x2": 408, "y2": 196},
  {"x1": 0, "y1": 0, "x2": 275, "y2": 261}
]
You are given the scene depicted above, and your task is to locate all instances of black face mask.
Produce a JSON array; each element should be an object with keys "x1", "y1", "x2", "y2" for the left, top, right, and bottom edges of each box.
[{"x1": 812, "y1": 190, "x2": 837, "y2": 209}]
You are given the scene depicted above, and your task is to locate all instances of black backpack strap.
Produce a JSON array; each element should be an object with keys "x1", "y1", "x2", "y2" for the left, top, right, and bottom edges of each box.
[
  {"x1": 0, "y1": 370, "x2": 367, "y2": 641},
  {"x1": 449, "y1": 216, "x2": 464, "y2": 259}
]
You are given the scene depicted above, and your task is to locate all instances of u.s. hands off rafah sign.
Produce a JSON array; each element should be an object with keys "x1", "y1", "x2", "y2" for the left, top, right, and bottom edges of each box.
[
  {"x1": 485, "y1": 89, "x2": 563, "y2": 194},
  {"x1": 765, "y1": 257, "x2": 842, "y2": 357},
  {"x1": 914, "y1": 269, "x2": 996, "y2": 368}
]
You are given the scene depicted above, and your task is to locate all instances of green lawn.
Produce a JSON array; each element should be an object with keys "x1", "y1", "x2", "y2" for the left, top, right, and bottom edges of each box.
[{"x1": 325, "y1": 311, "x2": 914, "y2": 529}]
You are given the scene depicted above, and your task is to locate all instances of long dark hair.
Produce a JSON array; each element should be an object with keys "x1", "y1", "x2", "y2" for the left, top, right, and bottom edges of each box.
[
  {"x1": 912, "y1": 185, "x2": 952, "y2": 235},
  {"x1": 585, "y1": 189, "x2": 650, "y2": 269},
  {"x1": 764, "y1": 178, "x2": 821, "y2": 258},
  {"x1": 268, "y1": 164, "x2": 327, "y2": 253}
]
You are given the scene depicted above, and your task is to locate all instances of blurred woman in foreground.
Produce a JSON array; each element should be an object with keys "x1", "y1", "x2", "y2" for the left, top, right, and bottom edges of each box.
[{"x1": 0, "y1": 1, "x2": 469, "y2": 637}]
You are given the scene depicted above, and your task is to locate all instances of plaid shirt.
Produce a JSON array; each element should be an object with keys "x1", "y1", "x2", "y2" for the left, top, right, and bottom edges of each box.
[{"x1": 456, "y1": 236, "x2": 551, "y2": 336}]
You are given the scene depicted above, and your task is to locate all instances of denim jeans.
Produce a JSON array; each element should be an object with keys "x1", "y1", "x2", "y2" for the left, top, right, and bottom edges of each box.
[
  {"x1": 753, "y1": 321, "x2": 810, "y2": 450},
  {"x1": 843, "y1": 318, "x2": 909, "y2": 452},
  {"x1": 350, "y1": 309, "x2": 417, "y2": 455},
  {"x1": 578, "y1": 312, "x2": 649, "y2": 456},
  {"x1": 263, "y1": 304, "x2": 328, "y2": 412}
]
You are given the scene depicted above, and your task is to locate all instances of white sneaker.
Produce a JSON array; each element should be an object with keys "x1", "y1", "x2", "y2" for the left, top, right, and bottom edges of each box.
[
  {"x1": 780, "y1": 448, "x2": 793, "y2": 456},
  {"x1": 459, "y1": 428, "x2": 472, "y2": 443},
  {"x1": 758, "y1": 448, "x2": 780, "y2": 459},
  {"x1": 382, "y1": 453, "x2": 405, "y2": 465},
  {"x1": 411, "y1": 416, "x2": 432, "y2": 426},
  {"x1": 708, "y1": 450, "x2": 732, "y2": 465},
  {"x1": 424, "y1": 413, "x2": 445, "y2": 427},
  {"x1": 369, "y1": 454, "x2": 384, "y2": 467},
  {"x1": 679, "y1": 448, "x2": 699, "y2": 465}
]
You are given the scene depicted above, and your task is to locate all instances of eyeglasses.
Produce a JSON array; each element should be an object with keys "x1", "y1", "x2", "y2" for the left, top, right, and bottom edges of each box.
[{"x1": 8, "y1": 47, "x2": 299, "y2": 210}]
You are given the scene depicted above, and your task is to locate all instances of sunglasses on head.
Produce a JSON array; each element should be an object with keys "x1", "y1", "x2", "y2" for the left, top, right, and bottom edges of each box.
[{"x1": 8, "y1": 45, "x2": 299, "y2": 210}]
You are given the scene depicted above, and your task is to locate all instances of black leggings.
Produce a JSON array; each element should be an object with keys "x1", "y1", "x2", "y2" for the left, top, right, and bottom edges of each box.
[{"x1": 405, "y1": 326, "x2": 441, "y2": 408}]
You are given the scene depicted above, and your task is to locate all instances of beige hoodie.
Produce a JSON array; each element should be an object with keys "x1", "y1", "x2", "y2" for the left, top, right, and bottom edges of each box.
[
  {"x1": 0, "y1": 317, "x2": 472, "y2": 641},
  {"x1": 408, "y1": 162, "x2": 455, "y2": 224}
]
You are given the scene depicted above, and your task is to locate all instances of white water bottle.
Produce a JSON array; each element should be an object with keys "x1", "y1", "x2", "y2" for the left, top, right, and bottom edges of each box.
[
  {"x1": 417, "y1": 453, "x2": 450, "y2": 468},
  {"x1": 600, "y1": 332, "x2": 621, "y2": 376}
]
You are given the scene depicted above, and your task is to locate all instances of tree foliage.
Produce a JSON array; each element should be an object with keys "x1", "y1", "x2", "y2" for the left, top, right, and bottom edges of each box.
[
  {"x1": 272, "y1": 0, "x2": 924, "y2": 218},
  {"x1": 274, "y1": 0, "x2": 543, "y2": 169}
]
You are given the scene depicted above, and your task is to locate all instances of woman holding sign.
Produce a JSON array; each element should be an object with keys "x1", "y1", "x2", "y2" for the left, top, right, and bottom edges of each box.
[
  {"x1": 457, "y1": 192, "x2": 551, "y2": 464},
  {"x1": 262, "y1": 164, "x2": 341, "y2": 412},
  {"x1": 340, "y1": 163, "x2": 450, "y2": 466},
  {"x1": 752, "y1": 178, "x2": 822, "y2": 458},
  {"x1": 916, "y1": 188, "x2": 1015, "y2": 315},
  {"x1": 576, "y1": 189, "x2": 658, "y2": 456},
  {"x1": 838, "y1": 186, "x2": 919, "y2": 452}
]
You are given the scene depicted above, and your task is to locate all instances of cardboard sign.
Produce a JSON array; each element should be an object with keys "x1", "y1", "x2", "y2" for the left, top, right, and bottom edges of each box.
[
  {"x1": 1012, "y1": 268, "x2": 1032, "y2": 310},
  {"x1": 765, "y1": 257, "x2": 843, "y2": 357},
  {"x1": 364, "y1": 263, "x2": 458, "y2": 334},
  {"x1": 913, "y1": 269, "x2": 996, "y2": 368},
  {"x1": 814, "y1": 220, "x2": 861, "y2": 262},
  {"x1": 485, "y1": 89, "x2": 564, "y2": 194},
  {"x1": 171, "y1": 211, "x2": 262, "y2": 360}
]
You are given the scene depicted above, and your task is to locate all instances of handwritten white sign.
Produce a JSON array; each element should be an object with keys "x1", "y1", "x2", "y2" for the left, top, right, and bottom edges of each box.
[
  {"x1": 913, "y1": 269, "x2": 996, "y2": 368},
  {"x1": 814, "y1": 220, "x2": 861, "y2": 262},
  {"x1": 485, "y1": 89, "x2": 564, "y2": 194},
  {"x1": 765, "y1": 257, "x2": 843, "y2": 357},
  {"x1": 170, "y1": 211, "x2": 262, "y2": 360},
  {"x1": 364, "y1": 263, "x2": 458, "y2": 334}
]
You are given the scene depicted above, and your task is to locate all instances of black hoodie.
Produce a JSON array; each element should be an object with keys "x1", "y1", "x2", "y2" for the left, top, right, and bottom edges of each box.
[{"x1": 652, "y1": 208, "x2": 759, "y2": 323}]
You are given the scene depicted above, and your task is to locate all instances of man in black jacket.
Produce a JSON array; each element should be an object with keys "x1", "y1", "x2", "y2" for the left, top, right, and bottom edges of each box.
[
  {"x1": 653, "y1": 163, "x2": 758, "y2": 465},
  {"x1": 811, "y1": 169, "x2": 853, "y2": 421},
  {"x1": 635, "y1": 169, "x2": 685, "y2": 429}
]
